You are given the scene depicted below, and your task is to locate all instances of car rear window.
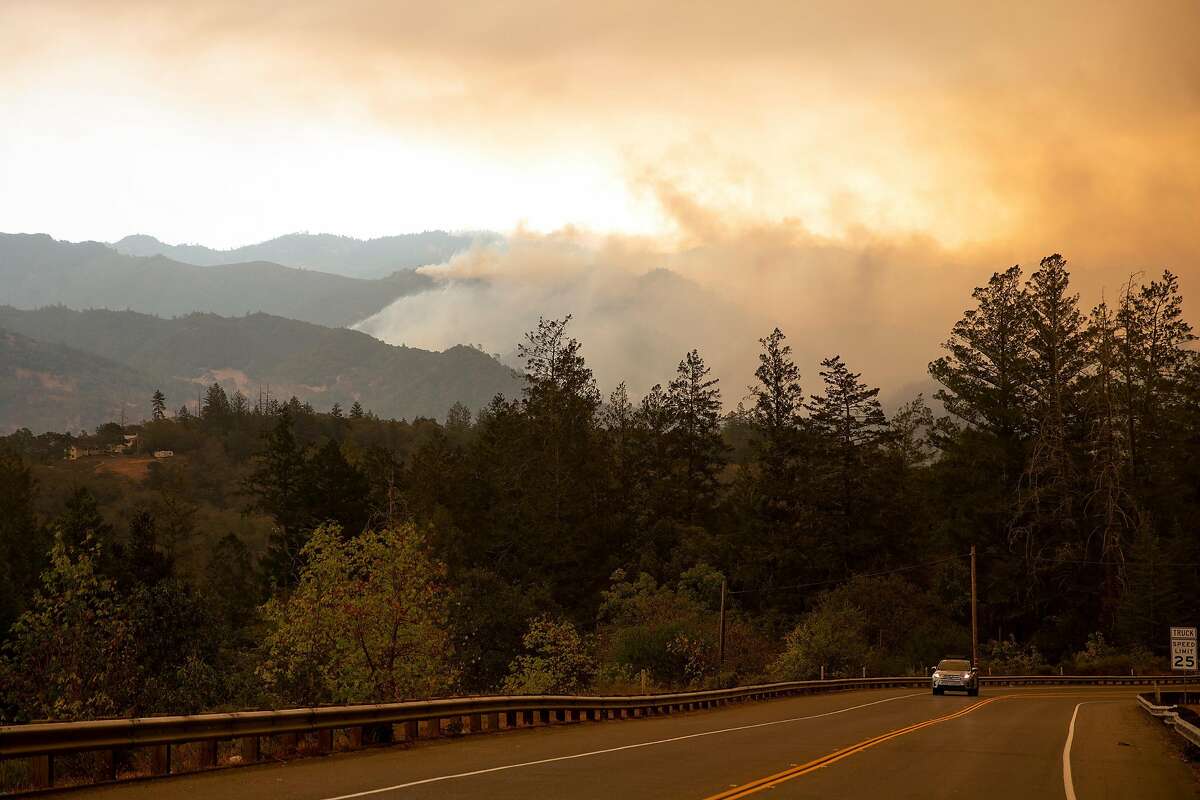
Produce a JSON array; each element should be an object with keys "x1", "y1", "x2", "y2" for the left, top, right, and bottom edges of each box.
[{"x1": 938, "y1": 660, "x2": 970, "y2": 671}]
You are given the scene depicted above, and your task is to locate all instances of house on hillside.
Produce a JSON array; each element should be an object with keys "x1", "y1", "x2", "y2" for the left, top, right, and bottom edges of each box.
[
  {"x1": 67, "y1": 442, "x2": 105, "y2": 460},
  {"x1": 153, "y1": 450, "x2": 174, "y2": 459}
]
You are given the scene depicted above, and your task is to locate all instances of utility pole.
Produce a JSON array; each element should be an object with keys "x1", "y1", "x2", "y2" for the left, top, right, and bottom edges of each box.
[
  {"x1": 718, "y1": 578, "x2": 727, "y2": 679},
  {"x1": 970, "y1": 545, "x2": 978, "y2": 667}
]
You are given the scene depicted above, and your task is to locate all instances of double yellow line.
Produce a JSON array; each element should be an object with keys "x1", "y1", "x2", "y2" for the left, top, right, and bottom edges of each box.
[{"x1": 704, "y1": 697, "x2": 1002, "y2": 799}]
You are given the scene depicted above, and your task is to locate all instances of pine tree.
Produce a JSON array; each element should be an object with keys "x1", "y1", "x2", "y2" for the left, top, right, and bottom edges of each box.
[
  {"x1": 751, "y1": 328, "x2": 804, "y2": 460},
  {"x1": 666, "y1": 349, "x2": 725, "y2": 525},
  {"x1": 0, "y1": 449, "x2": 48, "y2": 635},
  {"x1": 929, "y1": 265, "x2": 1034, "y2": 477},
  {"x1": 1116, "y1": 270, "x2": 1195, "y2": 485},
  {"x1": 1012, "y1": 255, "x2": 1088, "y2": 563},
  {"x1": 201, "y1": 383, "x2": 231, "y2": 428},
  {"x1": 349, "y1": 401, "x2": 365, "y2": 419},
  {"x1": 306, "y1": 440, "x2": 370, "y2": 535},
  {"x1": 231, "y1": 391, "x2": 250, "y2": 417},
  {"x1": 1083, "y1": 301, "x2": 1135, "y2": 624},
  {"x1": 330, "y1": 402, "x2": 343, "y2": 418},
  {"x1": 151, "y1": 390, "x2": 167, "y2": 421},
  {"x1": 445, "y1": 401, "x2": 472, "y2": 430},
  {"x1": 807, "y1": 355, "x2": 887, "y2": 450},
  {"x1": 57, "y1": 487, "x2": 114, "y2": 552},
  {"x1": 121, "y1": 510, "x2": 172, "y2": 589},
  {"x1": 807, "y1": 355, "x2": 887, "y2": 563},
  {"x1": 245, "y1": 410, "x2": 310, "y2": 587}
]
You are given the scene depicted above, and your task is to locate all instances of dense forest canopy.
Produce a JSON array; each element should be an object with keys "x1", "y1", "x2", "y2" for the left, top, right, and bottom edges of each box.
[{"x1": 1, "y1": 255, "x2": 1197, "y2": 723}]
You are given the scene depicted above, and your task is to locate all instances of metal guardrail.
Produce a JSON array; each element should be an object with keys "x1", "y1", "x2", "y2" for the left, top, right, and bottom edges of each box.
[
  {"x1": 983, "y1": 674, "x2": 1197, "y2": 687},
  {"x1": 0, "y1": 675, "x2": 1184, "y2": 792},
  {"x1": 1137, "y1": 690, "x2": 1200, "y2": 750},
  {"x1": 1172, "y1": 713, "x2": 1200, "y2": 748},
  {"x1": 1138, "y1": 692, "x2": 1176, "y2": 717}
]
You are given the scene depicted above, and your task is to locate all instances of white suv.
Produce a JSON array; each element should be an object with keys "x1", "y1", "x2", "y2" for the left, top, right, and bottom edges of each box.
[{"x1": 931, "y1": 658, "x2": 979, "y2": 696}]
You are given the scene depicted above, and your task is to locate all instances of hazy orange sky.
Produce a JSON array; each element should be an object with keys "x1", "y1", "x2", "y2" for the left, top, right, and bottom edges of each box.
[{"x1": 2, "y1": 1, "x2": 1198, "y2": 397}]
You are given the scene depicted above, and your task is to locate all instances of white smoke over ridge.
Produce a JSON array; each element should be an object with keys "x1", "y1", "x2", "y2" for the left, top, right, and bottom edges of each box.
[
  {"x1": 354, "y1": 200, "x2": 990, "y2": 406},
  {"x1": 356, "y1": 183, "x2": 1193, "y2": 409}
]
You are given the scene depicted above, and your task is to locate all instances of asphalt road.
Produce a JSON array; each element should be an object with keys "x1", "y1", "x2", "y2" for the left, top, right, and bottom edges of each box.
[{"x1": 41, "y1": 687, "x2": 1196, "y2": 800}]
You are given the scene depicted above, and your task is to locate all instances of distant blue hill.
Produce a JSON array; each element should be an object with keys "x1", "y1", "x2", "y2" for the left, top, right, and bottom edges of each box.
[
  {"x1": 0, "y1": 233, "x2": 434, "y2": 328},
  {"x1": 111, "y1": 230, "x2": 496, "y2": 279}
]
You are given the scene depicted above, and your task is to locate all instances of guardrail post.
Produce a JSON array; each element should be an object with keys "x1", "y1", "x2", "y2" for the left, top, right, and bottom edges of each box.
[
  {"x1": 150, "y1": 744, "x2": 171, "y2": 776},
  {"x1": 199, "y1": 740, "x2": 219, "y2": 768},
  {"x1": 589, "y1": 708, "x2": 601, "y2": 721},
  {"x1": 403, "y1": 720, "x2": 419, "y2": 740},
  {"x1": 279, "y1": 733, "x2": 298, "y2": 753},
  {"x1": 317, "y1": 729, "x2": 333, "y2": 754},
  {"x1": 30, "y1": 754, "x2": 54, "y2": 789},
  {"x1": 506, "y1": 711, "x2": 518, "y2": 728},
  {"x1": 348, "y1": 727, "x2": 364, "y2": 749},
  {"x1": 240, "y1": 735, "x2": 260, "y2": 763},
  {"x1": 554, "y1": 709, "x2": 567, "y2": 723},
  {"x1": 99, "y1": 748, "x2": 118, "y2": 781},
  {"x1": 424, "y1": 719, "x2": 441, "y2": 739},
  {"x1": 467, "y1": 713, "x2": 483, "y2": 733},
  {"x1": 486, "y1": 712, "x2": 500, "y2": 731}
]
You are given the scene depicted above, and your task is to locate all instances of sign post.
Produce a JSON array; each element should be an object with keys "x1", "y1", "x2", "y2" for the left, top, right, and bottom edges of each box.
[
  {"x1": 1170, "y1": 626, "x2": 1196, "y2": 671},
  {"x1": 1171, "y1": 626, "x2": 1197, "y2": 703}
]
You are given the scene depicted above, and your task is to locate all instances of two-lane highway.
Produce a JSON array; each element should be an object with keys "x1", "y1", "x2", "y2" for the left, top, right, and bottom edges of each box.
[{"x1": 41, "y1": 687, "x2": 1195, "y2": 800}]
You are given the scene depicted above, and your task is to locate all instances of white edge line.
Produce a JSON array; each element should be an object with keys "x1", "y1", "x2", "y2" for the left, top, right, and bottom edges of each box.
[
  {"x1": 320, "y1": 691, "x2": 925, "y2": 800},
  {"x1": 1063, "y1": 702, "x2": 1082, "y2": 800}
]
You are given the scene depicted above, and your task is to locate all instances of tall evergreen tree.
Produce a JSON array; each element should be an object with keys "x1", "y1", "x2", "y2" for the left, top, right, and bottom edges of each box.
[
  {"x1": 0, "y1": 449, "x2": 47, "y2": 635},
  {"x1": 151, "y1": 390, "x2": 167, "y2": 421},
  {"x1": 807, "y1": 355, "x2": 887, "y2": 565},
  {"x1": 1012, "y1": 255, "x2": 1088, "y2": 563},
  {"x1": 807, "y1": 355, "x2": 887, "y2": 451},
  {"x1": 1116, "y1": 270, "x2": 1195, "y2": 489},
  {"x1": 666, "y1": 349, "x2": 725, "y2": 526},
  {"x1": 245, "y1": 410, "x2": 310, "y2": 587},
  {"x1": 201, "y1": 383, "x2": 231, "y2": 427},
  {"x1": 510, "y1": 316, "x2": 611, "y2": 608},
  {"x1": 929, "y1": 265, "x2": 1034, "y2": 477},
  {"x1": 306, "y1": 440, "x2": 370, "y2": 536},
  {"x1": 1083, "y1": 301, "x2": 1135, "y2": 624}
]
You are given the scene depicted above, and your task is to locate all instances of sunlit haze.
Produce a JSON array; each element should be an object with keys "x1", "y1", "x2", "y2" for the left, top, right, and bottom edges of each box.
[{"x1": 3, "y1": 0, "x2": 1199, "y2": 395}]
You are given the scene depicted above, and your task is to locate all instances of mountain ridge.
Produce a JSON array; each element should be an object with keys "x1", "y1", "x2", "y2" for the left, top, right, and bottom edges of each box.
[
  {"x1": 111, "y1": 230, "x2": 494, "y2": 279},
  {"x1": 0, "y1": 306, "x2": 524, "y2": 433},
  {"x1": 0, "y1": 233, "x2": 433, "y2": 327}
]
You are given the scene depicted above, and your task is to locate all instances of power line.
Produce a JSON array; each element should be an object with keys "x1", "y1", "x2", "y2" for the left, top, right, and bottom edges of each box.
[{"x1": 727, "y1": 552, "x2": 971, "y2": 595}]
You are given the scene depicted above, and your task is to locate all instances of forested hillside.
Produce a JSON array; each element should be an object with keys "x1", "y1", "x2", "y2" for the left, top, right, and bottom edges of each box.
[
  {"x1": 112, "y1": 231, "x2": 490, "y2": 279},
  {"x1": 0, "y1": 307, "x2": 522, "y2": 431},
  {"x1": 0, "y1": 233, "x2": 433, "y2": 326},
  {"x1": 0, "y1": 328, "x2": 192, "y2": 435},
  {"x1": 1, "y1": 255, "x2": 1196, "y2": 725}
]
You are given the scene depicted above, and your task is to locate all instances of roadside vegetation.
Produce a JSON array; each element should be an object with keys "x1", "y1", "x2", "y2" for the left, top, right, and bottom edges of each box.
[{"x1": 1, "y1": 255, "x2": 1197, "y2": 723}]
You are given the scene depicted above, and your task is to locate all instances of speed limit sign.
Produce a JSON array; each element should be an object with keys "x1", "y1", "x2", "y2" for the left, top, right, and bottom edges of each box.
[{"x1": 1171, "y1": 626, "x2": 1196, "y2": 671}]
